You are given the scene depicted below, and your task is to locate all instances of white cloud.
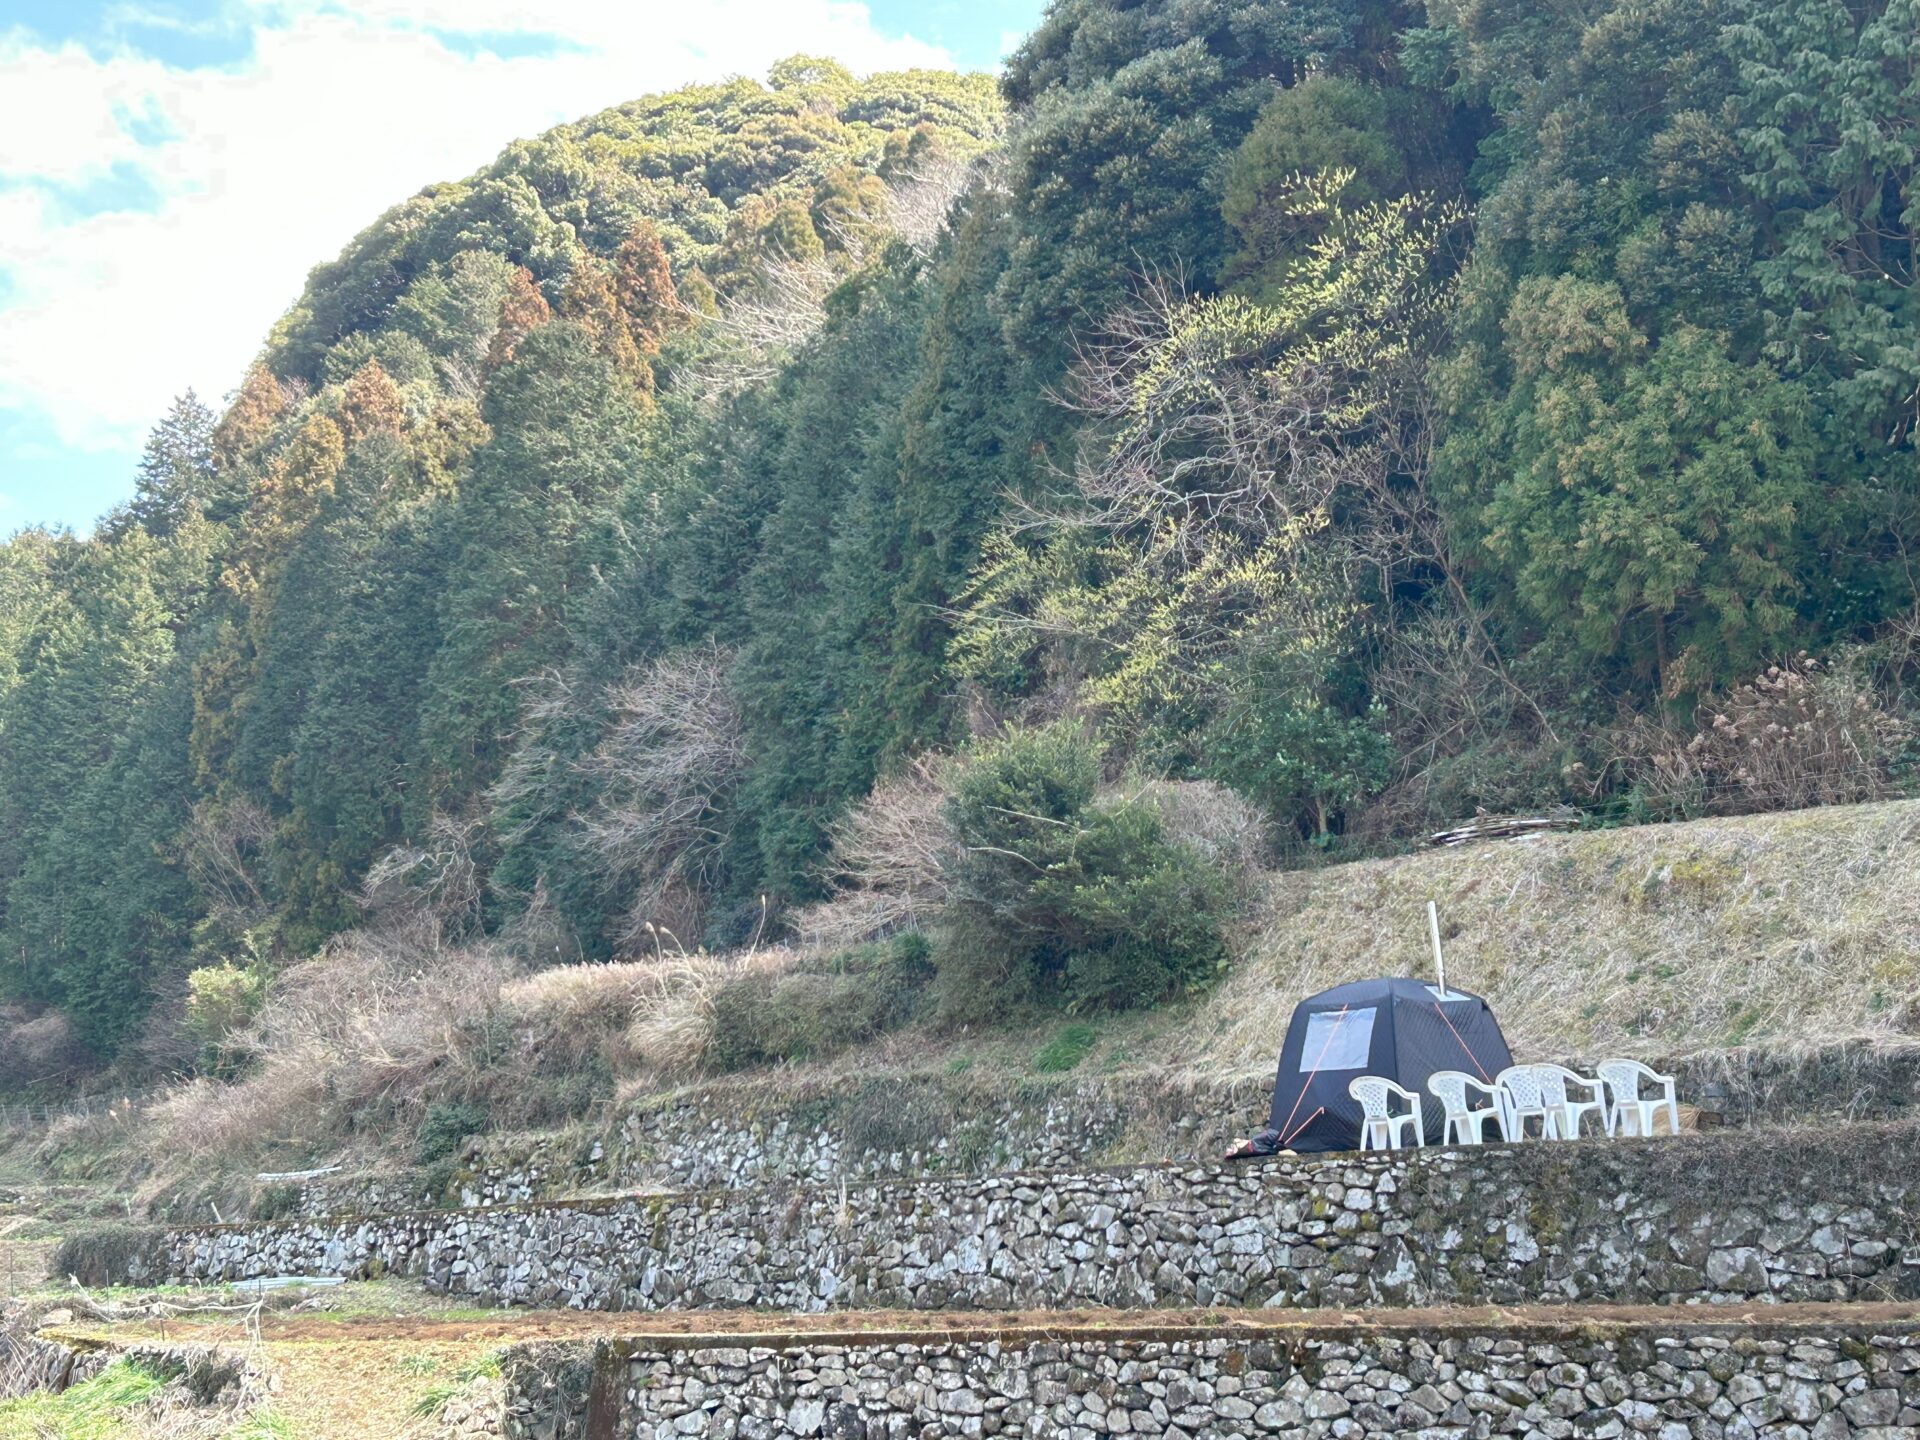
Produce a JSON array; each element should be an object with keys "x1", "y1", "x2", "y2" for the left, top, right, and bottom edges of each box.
[{"x1": 0, "y1": 3, "x2": 955, "y2": 458}]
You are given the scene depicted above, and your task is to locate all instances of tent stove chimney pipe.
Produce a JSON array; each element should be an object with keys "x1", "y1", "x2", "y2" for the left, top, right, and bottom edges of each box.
[{"x1": 1428, "y1": 900, "x2": 1449, "y2": 998}]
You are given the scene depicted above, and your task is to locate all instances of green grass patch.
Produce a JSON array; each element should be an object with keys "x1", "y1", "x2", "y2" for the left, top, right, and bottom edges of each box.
[
  {"x1": 291, "y1": 1276, "x2": 507, "y2": 1322},
  {"x1": 455, "y1": 1352, "x2": 503, "y2": 1383},
  {"x1": 1032, "y1": 1022, "x2": 1099, "y2": 1074},
  {"x1": 0, "y1": 1357, "x2": 167, "y2": 1440},
  {"x1": 226, "y1": 1413, "x2": 295, "y2": 1440},
  {"x1": 408, "y1": 1350, "x2": 503, "y2": 1418}
]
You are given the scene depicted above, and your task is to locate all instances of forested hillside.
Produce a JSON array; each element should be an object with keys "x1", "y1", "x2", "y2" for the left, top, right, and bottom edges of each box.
[{"x1": 3, "y1": 0, "x2": 1917, "y2": 1087}]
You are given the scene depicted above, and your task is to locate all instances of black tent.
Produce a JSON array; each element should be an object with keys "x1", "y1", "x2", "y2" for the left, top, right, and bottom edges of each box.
[{"x1": 1255, "y1": 977, "x2": 1514, "y2": 1153}]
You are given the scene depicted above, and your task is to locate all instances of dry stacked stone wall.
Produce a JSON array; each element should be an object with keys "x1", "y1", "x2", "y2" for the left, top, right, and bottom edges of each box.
[
  {"x1": 160, "y1": 1041, "x2": 1920, "y2": 1225},
  {"x1": 154, "y1": 1127, "x2": 1920, "y2": 1313},
  {"x1": 0, "y1": 1329, "x2": 83, "y2": 1399},
  {"x1": 505, "y1": 1318, "x2": 1920, "y2": 1440}
]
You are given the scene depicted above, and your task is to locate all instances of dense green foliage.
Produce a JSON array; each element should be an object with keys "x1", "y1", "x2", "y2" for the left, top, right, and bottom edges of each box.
[
  {"x1": 3, "y1": 0, "x2": 1916, "y2": 1068},
  {"x1": 935, "y1": 725, "x2": 1232, "y2": 1019}
]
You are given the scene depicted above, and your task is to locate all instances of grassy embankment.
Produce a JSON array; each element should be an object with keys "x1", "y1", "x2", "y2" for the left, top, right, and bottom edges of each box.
[{"x1": 12, "y1": 798, "x2": 1919, "y2": 1217}]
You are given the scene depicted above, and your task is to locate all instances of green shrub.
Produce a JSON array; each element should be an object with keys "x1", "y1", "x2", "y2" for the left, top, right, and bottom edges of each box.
[
  {"x1": 707, "y1": 933, "x2": 933, "y2": 1072},
  {"x1": 251, "y1": 1182, "x2": 302, "y2": 1221},
  {"x1": 50, "y1": 1223, "x2": 169, "y2": 1287},
  {"x1": 1033, "y1": 1022, "x2": 1099, "y2": 1073},
  {"x1": 934, "y1": 724, "x2": 1231, "y2": 1022},
  {"x1": 414, "y1": 1101, "x2": 489, "y2": 1164},
  {"x1": 1206, "y1": 688, "x2": 1392, "y2": 842},
  {"x1": 184, "y1": 959, "x2": 270, "y2": 1075}
]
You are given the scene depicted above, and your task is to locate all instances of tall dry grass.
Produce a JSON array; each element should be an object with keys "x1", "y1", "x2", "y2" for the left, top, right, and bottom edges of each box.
[
  {"x1": 1180, "y1": 797, "x2": 1920, "y2": 1074},
  {"x1": 43, "y1": 916, "x2": 808, "y2": 1202}
]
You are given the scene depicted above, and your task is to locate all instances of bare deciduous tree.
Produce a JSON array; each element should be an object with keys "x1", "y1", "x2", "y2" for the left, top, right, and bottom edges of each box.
[
  {"x1": 685, "y1": 157, "x2": 987, "y2": 397},
  {"x1": 177, "y1": 796, "x2": 273, "y2": 933},
  {"x1": 1052, "y1": 274, "x2": 1383, "y2": 558},
  {"x1": 362, "y1": 809, "x2": 486, "y2": 938},
  {"x1": 884, "y1": 153, "x2": 984, "y2": 258},
  {"x1": 1029, "y1": 177, "x2": 1552, "y2": 740},
  {"x1": 682, "y1": 239, "x2": 862, "y2": 398},
  {"x1": 792, "y1": 753, "x2": 961, "y2": 948},
  {"x1": 576, "y1": 644, "x2": 746, "y2": 948}
]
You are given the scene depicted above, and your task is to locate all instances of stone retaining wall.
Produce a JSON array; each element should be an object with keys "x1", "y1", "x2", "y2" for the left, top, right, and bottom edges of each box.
[
  {"x1": 153, "y1": 1127, "x2": 1920, "y2": 1313},
  {"x1": 0, "y1": 1329, "x2": 81, "y2": 1399},
  {"x1": 157, "y1": 1041, "x2": 1920, "y2": 1224},
  {"x1": 507, "y1": 1317, "x2": 1920, "y2": 1440},
  {"x1": 284, "y1": 1071, "x2": 1274, "y2": 1220}
]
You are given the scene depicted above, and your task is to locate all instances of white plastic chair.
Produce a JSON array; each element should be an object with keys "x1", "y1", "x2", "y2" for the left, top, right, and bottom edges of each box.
[
  {"x1": 1596, "y1": 1059, "x2": 1681, "y2": 1137},
  {"x1": 1427, "y1": 1070, "x2": 1508, "y2": 1145},
  {"x1": 1533, "y1": 1064, "x2": 1609, "y2": 1140},
  {"x1": 1348, "y1": 1076, "x2": 1425, "y2": 1151},
  {"x1": 1496, "y1": 1065, "x2": 1560, "y2": 1141}
]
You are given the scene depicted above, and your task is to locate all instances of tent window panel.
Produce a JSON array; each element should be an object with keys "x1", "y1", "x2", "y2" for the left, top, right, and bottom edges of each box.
[{"x1": 1299, "y1": 1007, "x2": 1375, "y2": 1071}]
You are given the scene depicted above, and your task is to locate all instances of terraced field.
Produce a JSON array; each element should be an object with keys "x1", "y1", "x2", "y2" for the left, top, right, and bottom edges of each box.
[
  {"x1": 7, "y1": 1052, "x2": 1920, "y2": 1436},
  {"x1": 6, "y1": 801, "x2": 1919, "y2": 1435}
]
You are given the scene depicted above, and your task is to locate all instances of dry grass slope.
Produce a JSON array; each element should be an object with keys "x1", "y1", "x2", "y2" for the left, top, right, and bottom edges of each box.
[{"x1": 1184, "y1": 798, "x2": 1920, "y2": 1072}]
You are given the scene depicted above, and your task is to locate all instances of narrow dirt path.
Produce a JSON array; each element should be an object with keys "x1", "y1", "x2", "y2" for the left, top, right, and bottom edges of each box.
[{"x1": 51, "y1": 1297, "x2": 1920, "y2": 1348}]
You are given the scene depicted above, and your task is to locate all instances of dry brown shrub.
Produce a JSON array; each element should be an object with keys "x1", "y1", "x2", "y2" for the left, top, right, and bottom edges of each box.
[
  {"x1": 1371, "y1": 611, "x2": 1513, "y2": 752},
  {"x1": 498, "y1": 959, "x2": 686, "y2": 1070},
  {"x1": 1618, "y1": 654, "x2": 1916, "y2": 819},
  {"x1": 0, "y1": 1006, "x2": 87, "y2": 1088},
  {"x1": 26, "y1": 910, "x2": 823, "y2": 1196},
  {"x1": 241, "y1": 918, "x2": 512, "y2": 1099},
  {"x1": 361, "y1": 809, "x2": 485, "y2": 936},
  {"x1": 792, "y1": 754, "x2": 960, "y2": 948},
  {"x1": 620, "y1": 946, "x2": 804, "y2": 1082},
  {"x1": 1345, "y1": 609, "x2": 1566, "y2": 841},
  {"x1": 493, "y1": 878, "x2": 583, "y2": 967},
  {"x1": 1127, "y1": 777, "x2": 1269, "y2": 873},
  {"x1": 147, "y1": 1067, "x2": 326, "y2": 1172},
  {"x1": 116, "y1": 919, "x2": 522, "y2": 1196}
]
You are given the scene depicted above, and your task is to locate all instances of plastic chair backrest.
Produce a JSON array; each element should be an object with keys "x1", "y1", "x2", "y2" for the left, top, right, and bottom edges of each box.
[
  {"x1": 1533, "y1": 1064, "x2": 1571, "y2": 1108},
  {"x1": 1596, "y1": 1059, "x2": 1647, "y2": 1103},
  {"x1": 1427, "y1": 1071, "x2": 1471, "y2": 1113},
  {"x1": 1348, "y1": 1075, "x2": 1395, "y2": 1119},
  {"x1": 1499, "y1": 1065, "x2": 1546, "y2": 1110}
]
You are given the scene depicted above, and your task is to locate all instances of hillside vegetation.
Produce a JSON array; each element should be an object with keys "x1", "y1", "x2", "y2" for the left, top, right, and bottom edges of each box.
[
  {"x1": 2, "y1": 0, "x2": 1918, "y2": 1109},
  {"x1": 10, "y1": 797, "x2": 1913, "y2": 1210}
]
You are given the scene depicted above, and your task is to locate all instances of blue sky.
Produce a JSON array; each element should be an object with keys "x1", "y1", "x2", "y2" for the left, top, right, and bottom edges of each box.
[{"x1": 0, "y1": 0, "x2": 1045, "y2": 534}]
